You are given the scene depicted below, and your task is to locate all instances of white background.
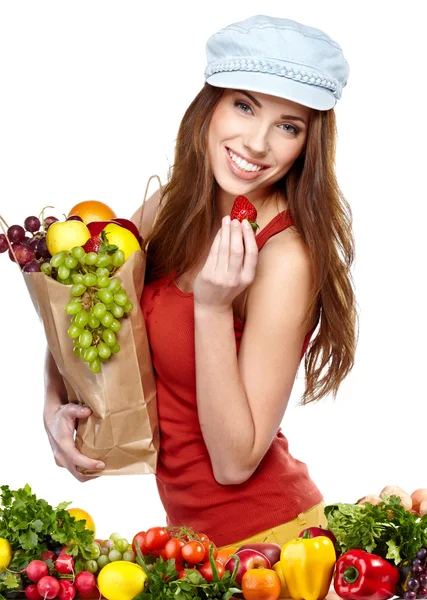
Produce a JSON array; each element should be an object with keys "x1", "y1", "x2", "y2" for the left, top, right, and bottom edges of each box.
[{"x1": 0, "y1": 0, "x2": 425, "y2": 543}]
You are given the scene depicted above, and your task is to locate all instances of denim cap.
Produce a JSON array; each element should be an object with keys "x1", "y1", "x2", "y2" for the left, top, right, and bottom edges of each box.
[{"x1": 204, "y1": 15, "x2": 349, "y2": 110}]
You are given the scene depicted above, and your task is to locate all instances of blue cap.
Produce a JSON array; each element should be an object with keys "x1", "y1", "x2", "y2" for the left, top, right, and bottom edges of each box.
[{"x1": 204, "y1": 15, "x2": 349, "y2": 110}]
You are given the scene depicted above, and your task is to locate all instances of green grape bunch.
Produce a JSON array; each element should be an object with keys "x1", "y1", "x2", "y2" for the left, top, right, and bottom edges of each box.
[{"x1": 41, "y1": 245, "x2": 134, "y2": 373}]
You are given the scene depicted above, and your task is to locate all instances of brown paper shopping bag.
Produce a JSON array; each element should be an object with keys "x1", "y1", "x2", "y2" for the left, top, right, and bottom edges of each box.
[{"x1": 2, "y1": 175, "x2": 161, "y2": 475}]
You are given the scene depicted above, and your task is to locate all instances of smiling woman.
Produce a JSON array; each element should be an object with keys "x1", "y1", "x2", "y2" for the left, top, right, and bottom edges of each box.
[{"x1": 43, "y1": 14, "x2": 357, "y2": 548}]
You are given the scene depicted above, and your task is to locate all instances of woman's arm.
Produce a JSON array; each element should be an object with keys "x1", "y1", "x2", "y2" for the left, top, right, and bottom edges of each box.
[{"x1": 194, "y1": 219, "x2": 314, "y2": 485}]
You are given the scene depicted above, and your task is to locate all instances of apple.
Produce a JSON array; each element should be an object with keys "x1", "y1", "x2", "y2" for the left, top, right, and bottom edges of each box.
[
  {"x1": 46, "y1": 220, "x2": 91, "y2": 254},
  {"x1": 238, "y1": 543, "x2": 281, "y2": 566},
  {"x1": 225, "y1": 549, "x2": 271, "y2": 585},
  {"x1": 87, "y1": 218, "x2": 140, "y2": 242}
]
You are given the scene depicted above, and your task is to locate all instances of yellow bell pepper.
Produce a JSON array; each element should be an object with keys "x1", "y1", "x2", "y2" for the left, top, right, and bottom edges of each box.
[
  {"x1": 280, "y1": 535, "x2": 336, "y2": 600},
  {"x1": 273, "y1": 561, "x2": 291, "y2": 598}
]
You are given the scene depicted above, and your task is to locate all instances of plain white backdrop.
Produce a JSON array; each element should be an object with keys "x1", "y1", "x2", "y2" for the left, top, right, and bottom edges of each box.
[{"x1": 0, "y1": 1, "x2": 425, "y2": 543}]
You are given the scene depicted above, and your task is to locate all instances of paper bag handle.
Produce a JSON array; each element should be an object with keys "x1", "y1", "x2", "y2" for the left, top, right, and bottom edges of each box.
[{"x1": 138, "y1": 174, "x2": 164, "y2": 235}]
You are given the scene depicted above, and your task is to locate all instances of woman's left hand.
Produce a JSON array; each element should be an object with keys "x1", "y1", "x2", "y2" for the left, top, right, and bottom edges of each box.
[{"x1": 193, "y1": 215, "x2": 259, "y2": 312}]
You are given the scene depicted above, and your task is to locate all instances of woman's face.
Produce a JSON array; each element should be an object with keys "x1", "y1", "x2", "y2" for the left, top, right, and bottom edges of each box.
[{"x1": 207, "y1": 89, "x2": 311, "y2": 200}]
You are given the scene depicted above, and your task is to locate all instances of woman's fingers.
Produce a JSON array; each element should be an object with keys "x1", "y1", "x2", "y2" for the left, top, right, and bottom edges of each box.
[
  {"x1": 227, "y1": 219, "x2": 245, "y2": 277},
  {"x1": 215, "y1": 215, "x2": 231, "y2": 272},
  {"x1": 241, "y1": 219, "x2": 259, "y2": 284}
]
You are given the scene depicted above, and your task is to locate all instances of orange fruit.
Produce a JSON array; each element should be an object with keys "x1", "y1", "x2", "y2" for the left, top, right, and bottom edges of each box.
[
  {"x1": 68, "y1": 200, "x2": 116, "y2": 224},
  {"x1": 217, "y1": 546, "x2": 239, "y2": 565},
  {"x1": 67, "y1": 508, "x2": 96, "y2": 535},
  {"x1": 241, "y1": 568, "x2": 281, "y2": 600}
]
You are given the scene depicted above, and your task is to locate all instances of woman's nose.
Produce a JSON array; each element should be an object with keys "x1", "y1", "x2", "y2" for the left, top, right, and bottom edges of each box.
[{"x1": 243, "y1": 125, "x2": 270, "y2": 157}]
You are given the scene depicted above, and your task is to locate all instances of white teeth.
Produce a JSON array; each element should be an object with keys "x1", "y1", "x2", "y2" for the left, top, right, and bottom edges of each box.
[{"x1": 227, "y1": 149, "x2": 263, "y2": 172}]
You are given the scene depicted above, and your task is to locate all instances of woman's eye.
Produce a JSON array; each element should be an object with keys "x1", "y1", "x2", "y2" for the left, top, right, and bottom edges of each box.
[
  {"x1": 279, "y1": 123, "x2": 299, "y2": 136},
  {"x1": 235, "y1": 101, "x2": 253, "y2": 114}
]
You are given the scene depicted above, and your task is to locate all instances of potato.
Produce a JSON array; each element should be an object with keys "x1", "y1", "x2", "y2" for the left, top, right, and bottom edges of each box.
[
  {"x1": 379, "y1": 485, "x2": 412, "y2": 511},
  {"x1": 420, "y1": 498, "x2": 427, "y2": 516},
  {"x1": 411, "y1": 489, "x2": 427, "y2": 513},
  {"x1": 357, "y1": 495, "x2": 382, "y2": 506}
]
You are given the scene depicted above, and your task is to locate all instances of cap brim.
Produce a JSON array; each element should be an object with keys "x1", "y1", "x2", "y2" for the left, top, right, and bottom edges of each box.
[{"x1": 206, "y1": 70, "x2": 336, "y2": 111}]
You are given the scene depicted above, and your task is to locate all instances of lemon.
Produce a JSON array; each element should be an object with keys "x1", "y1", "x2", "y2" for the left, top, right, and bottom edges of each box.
[
  {"x1": 102, "y1": 223, "x2": 140, "y2": 261},
  {"x1": 46, "y1": 220, "x2": 91, "y2": 255},
  {"x1": 67, "y1": 508, "x2": 96, "y2": 535},
  {"x1": 98, "y1": 561, "x2": 148, "y2": 600},
  {"x1": 0, "y1": 538, "x2": 12, "y2": 570}
]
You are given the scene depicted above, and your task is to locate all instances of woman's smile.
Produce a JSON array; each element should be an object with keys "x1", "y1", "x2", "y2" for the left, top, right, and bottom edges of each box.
[{"x1": 224, "y1": 146, "x2": 269, "y2": 181}]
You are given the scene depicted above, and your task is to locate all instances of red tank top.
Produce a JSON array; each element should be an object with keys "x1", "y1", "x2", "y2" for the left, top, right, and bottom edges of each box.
[{"x1": 141, "y1": 210, "x2": 323, "y2": 547}]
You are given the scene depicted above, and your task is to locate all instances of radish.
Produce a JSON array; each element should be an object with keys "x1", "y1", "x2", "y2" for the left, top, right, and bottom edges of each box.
[
  {"x1": 74, "y1": 571, "x2": 97, "y2": 594},
  {"x1": 58, "y1": 580, "x2": 76, "y2": 600},
  {"x1": 41, "y1": 551, "x2": 56, "y2": 561},
  {"x1": 55, "y1": 555, "x2": 75, "y2": 574},
  {"x1": 37, "y1": 575, "x2": 60, "y2": 599},
  {"x1": 26, "y1": 560, "x2": 49, "y2": 582},
  {"x1": 24, "y1": 584, "x2": 43, "y2": 600}
]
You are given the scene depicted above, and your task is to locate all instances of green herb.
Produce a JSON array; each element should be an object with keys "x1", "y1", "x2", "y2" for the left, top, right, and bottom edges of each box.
[
  {"x1": 0, "y1": 484, "x2": 95, "y2": 569},
  {"x1": 0, "y1": 570, "x2": 22, "y2": 600},
  {"x1": 133, "y1": 538, "x2": 241, "y2": 600},
  {"x1": 325, "y1": 494, "x2": 427, "y2": 565}
]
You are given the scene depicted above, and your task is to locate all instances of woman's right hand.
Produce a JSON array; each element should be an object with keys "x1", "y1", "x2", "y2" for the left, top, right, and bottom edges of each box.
[{"x1": 43, "y1": 402, "x2": 105, "y2": 482}]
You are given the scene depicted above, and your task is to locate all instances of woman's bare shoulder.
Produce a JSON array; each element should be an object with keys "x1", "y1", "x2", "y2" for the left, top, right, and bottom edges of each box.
[{"x1": 130, "y1": 188, "x2": 162, "y2": 240}]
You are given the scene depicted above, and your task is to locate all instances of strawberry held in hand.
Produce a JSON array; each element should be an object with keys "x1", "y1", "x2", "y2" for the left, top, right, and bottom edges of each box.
[{"x1": 230, "y1": 195, "x2": 259, "y2": 231}]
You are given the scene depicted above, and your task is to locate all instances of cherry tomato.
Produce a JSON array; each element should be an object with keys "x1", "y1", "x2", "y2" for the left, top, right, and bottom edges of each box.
[
  {"x1": 149, "y1": 547, "x2": 168, "y2": 560},
  {"x1": 182, "y1": 541, "x2": 205, "y2": 565},
  {"x1": 144, "y1": 527, "x2": 171, "y2": 551},
  {"x1": 131, "y1": 531, "x2": 146, "y2": 554},
  {"x1": 199, "y1": 560, "x2": 225, "y2": 582},
  {"x1": 178, "y1": 568, "x2": 200, "y2": 579},
  {"x1": 202, "y1": 540, "x2": 218, "y2": 560},
  {"x1": 164, "y1": 538, "x2": 185, "y2": 562},
  {"x1": 198, "y1": 533, "x2": 210, "y2": 542}
]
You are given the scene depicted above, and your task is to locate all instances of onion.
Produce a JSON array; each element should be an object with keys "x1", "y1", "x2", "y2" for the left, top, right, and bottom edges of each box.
[
  {"x1": 411, "y1": 489, "x2": 427, "y2": 513},
  {"x1": 419, "y1": 498, "x2": 427, "y2": 516},
  {"x1": 379, "y1": 485, "x2": 412, "y2": 511},
  {"x1": 356, "y1": 494, "x2": 382, "y2": 506}
]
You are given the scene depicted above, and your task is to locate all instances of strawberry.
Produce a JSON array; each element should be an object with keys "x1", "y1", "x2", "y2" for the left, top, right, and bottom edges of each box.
[
  {"x1": 82, "y1": 230, "x2": 119, "y2": 254},
  {"x1": 82, "y1": 235, "x2": 102, "y2": 253},
  {"x1": 230, "y1": 195, "x2": 259, "y2": 231}
]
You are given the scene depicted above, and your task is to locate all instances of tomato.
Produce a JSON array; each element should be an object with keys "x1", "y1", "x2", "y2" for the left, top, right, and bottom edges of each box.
[
  {"x1": 181, "y1": 541, "x2": 205, "y2": 565},
  {"x1": 149, "y1": 547, "x2": 168, "y2": 560},
  {"x1": 201, "y1": 540, "x2": 218, "y2": 560},
  {"x1": 164, "y1": 538, "x2": 185, "y2": 562},
  {"x1": 199, "y1": 560, "x2": 225, "y2": 582},
  {"x1": 131, "y1": 532, "x2": 146, "y2": 555},
  {"x1": 178, "y1": 568, "x2": 200, "y2": 579},
  {"x1": 198, "y1": 533, "x2": 210, "y2": 542},
  {"x1": 144, "y1": 527, "x2": 170, "y2": 551}
]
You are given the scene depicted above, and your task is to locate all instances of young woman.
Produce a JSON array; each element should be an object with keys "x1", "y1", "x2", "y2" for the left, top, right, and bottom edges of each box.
[{"x1": 43, "y1": 15, "x2": 357, "y2": 548}]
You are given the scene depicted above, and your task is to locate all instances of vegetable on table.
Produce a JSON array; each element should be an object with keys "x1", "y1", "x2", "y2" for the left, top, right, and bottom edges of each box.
[
  {"x1": 333, "y1": 549, "x2": 399, "y2": 600},
  {"x1": 325, "y1": 495, "x2": 427, "y2": 565},
  {"x1": 280, "y1": 533, "x2": 336, "y2": 600}
]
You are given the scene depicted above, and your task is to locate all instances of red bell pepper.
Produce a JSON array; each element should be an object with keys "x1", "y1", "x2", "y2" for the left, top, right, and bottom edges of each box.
[{"x1": 334, "y1": 549, "x2": 399, "y2": 600}]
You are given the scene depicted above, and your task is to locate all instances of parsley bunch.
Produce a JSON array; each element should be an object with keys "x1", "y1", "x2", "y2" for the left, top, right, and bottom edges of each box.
[
  {"x1": 0, "y1": 484, "x2": 95, "y2": 570},
  {"x1": 325, "y1": 494, "x2": 427, "y2": 565}
]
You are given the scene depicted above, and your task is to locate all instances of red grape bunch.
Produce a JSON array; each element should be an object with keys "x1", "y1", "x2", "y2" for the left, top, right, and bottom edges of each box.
[{"x1": 0, "y1": 208, "x2": 59, "y2": 272}]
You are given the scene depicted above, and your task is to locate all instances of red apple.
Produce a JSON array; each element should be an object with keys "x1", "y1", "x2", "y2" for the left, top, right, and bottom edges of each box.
[
  {"x1": 225, "y1": 549, "x2": 271, "y2": 585},
  {"x1": 86, "y1": 220, "x2": 110, "y2": 237},
  {"x1": 237, "y1": 543, "x2": 281, "y2": 566}
]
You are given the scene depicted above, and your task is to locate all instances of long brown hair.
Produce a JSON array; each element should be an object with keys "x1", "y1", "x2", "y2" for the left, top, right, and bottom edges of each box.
[{"x1": 145, "y1": 84, "x2": 357, "y2": 404}]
